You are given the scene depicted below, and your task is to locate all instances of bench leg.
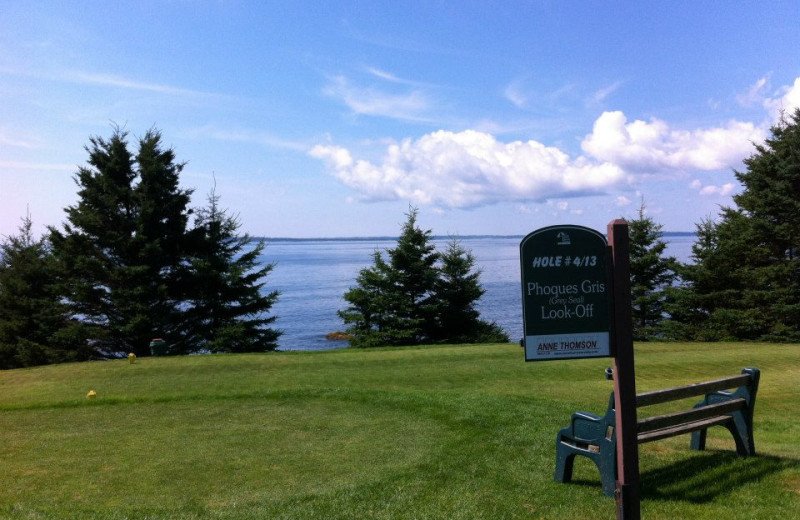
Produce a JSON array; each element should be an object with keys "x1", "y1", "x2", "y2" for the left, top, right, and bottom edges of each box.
[
  {"x1": 554, "y1": 440, "x2": 576, "y2": 483},
  {"x1": 598, "y1": 443, "x2": 617, "y2": 497},
  {"x1": 691, "y1": 415, "x2": 755, "y2": 457},
  {"x1": 728, "y1": 413, "x2": 754, "y2": 456},
  {"x1": 555, "y1": 438, "x2": 617, "y2": 497},
  {"x1": 690, "y1": 428, "x2": 707, "y2": 451}
]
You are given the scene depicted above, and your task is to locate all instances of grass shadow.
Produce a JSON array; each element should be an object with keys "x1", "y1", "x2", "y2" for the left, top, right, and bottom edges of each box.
[{"x1": 640, "y1": 450, "x2": 799, "y2": 503}]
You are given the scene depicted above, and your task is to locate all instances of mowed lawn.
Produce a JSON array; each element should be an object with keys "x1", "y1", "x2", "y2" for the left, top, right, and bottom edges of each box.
[{"x1": 1, "y1": 342, "x2": 798, "y2": 519}]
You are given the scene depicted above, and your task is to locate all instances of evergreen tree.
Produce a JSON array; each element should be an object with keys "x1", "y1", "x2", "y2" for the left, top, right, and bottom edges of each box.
[
  {"x1": 49, "y1": 128, "x2": 194, "y2": 356},
  {"x1": 131, "y1": 130, "x2": 194, "y2": 352},
  {"x1": 182, "y1": 186, "x2": 281, "y2": 353},
  {"x1": 627, "y1": 203, "x2": 678, "y2": 340},
  {"x1": 735, "y1": 109, "x2": 800, "y2": 261},
  {"x1": 340, "y1": 207, "x2": 439, "y2": 347},
  {"x1": 668, "y1": 212, "x2": 773, "y2": 340},
  {"x1": 672, "y1": 109, "x2": 800, "y2": 341},
  {"x1": 433, "y1": 239, "x2": 508, "y2": 343},
  {"x1": 338, "y1": 251, "x2": 394, "y2": 348},
  {"x1": 383, "y1": 207, "x2": 440, "y2": 344},
  {"x1": 340, "y1": 207, "x2": 507, "y2": 347},
  {"x1": 0, "y1": 216, "x2": 87, "y2": 369}
]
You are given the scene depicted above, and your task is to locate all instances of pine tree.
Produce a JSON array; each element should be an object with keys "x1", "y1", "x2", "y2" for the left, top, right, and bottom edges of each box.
[
  {"x1": 340, "y1": 207, "x2": 507, "y2": 347},
  {"x1": 673, "y1": 109, "x2": 800, "y2": 341},
  {"x1": 627, "y1": 203, "x2": 678, "y2": 340},
  {"x1": 735, "y1": 109, "x2": 800, "y2": 261},
  {"x1": 338, "y1": 251, "x2": 394, "y2": 348},
  {"x1": 130, "y1": 130, "x2": 194, "y2": 352},
  {"x1": 340, "y1": 207, "x2": 439, "y2": 347},
  {"x1": 382, "y1": 207, "x2": 440, "y2": 344},
  {"x1": 670, "y1": 211, "x2": 777, "y2": 340},
  {"x1": 182, "y1": 186, "x2": 281, "y2": 353},
  {"x1": 49, "y1": 128, "x2": 194, "y2": 356},
  {"x1": 433, "y1": 239, "x2": 508, "y2": 343},
  {"x1": 0, "y1": 216, "x2": 87, "y2": 369}
]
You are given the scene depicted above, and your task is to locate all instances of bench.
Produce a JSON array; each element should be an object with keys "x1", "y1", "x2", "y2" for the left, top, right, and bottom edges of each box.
[{"x1": 554, "y1": 367, "x2": 760, "y2": 497}]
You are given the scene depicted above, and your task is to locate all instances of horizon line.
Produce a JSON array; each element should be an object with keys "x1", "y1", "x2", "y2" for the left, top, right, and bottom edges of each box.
[{"x1": 253, "y1": 231, "x2": 697, "y2": 242}]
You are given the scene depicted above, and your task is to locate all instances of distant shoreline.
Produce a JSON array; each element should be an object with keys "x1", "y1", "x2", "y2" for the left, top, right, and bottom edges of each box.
[{"x1": 255, "y1": 231, "x2": 697, "y2": 243}]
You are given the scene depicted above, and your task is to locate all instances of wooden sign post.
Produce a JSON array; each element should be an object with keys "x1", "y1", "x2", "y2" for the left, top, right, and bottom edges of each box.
[
  {"x1": 608, "y1": 219, "x2": 641, "y2": 520},
  {"x1": 520, "y1": 220, "x2": 640, "y2": 519}
]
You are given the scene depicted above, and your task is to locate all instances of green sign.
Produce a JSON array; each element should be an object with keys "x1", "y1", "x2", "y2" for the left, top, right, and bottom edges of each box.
[{"x1": 520, "y1": 225, "x2": 612, "y2": 361}]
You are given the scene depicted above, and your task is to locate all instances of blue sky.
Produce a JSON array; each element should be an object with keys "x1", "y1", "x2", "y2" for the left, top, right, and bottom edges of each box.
[{"x1": 2, "y1": 1, "x2": 799, "y2": 239}]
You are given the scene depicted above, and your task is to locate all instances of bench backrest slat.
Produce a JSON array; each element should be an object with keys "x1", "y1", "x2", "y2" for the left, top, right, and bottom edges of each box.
[
  {"x1": 636, "y1": 374, "x2": 751, "y2": 407},
  {"x1": 637, "y1": 398, "x2": 745, "y2": 433}
]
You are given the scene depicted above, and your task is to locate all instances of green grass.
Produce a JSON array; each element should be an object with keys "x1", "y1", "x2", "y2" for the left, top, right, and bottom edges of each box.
[{"x1": 1, "y1": 342, "x2": 798, "y2": 519}]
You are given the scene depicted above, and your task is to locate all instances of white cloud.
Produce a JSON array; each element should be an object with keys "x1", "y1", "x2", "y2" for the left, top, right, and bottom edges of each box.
[
  {"x1": 505, "y1": 79, "x2": 612, "y2": 110},
  {"x1": 690, "y1": 179, "x2": 735, "y2": 196},
  {"x1": 581, "y1": 111, "x2": 764, "y2": 173},
  {"x1": 503, "y1": 80, "x2": 528, "y2": 108},
  {"x1": 310, "y1": 130, "x2": 624, "y2": 208},
  {"x1": 589, "y1": 81, "x2": 623, "y2": 105},
  {"x1": 737, "y1": 76, "x2": 770, "y2": 107},
  {"x1": 3, "y1": 65, "x2": 229, "y2": 105},
  {"x1": 323, "y1": 75, "x2": 434, "y2": 122},
  {"x1": 65, "y1": 70, "x2": 220, "y2": 98},
  {"x1": 186, "y1": 126, "x2": 308, "y2": 151},
  {"x1": 0, "y1": 135, "x2": 36, "y2": 149},
  {"x1": 366, "y1": 67, "x2": 409, "y2": 84},
  {"x1": 545, "y1": 199, "x2": 585, "y2": 216},
  {"x1": 699, "y1": 183, "x2": 735, "y2": 196},
  {"x1": 0, "y1": 160, "x2": 74, "y2": 171},
  {"x1": 764, "y1": 76, "x2": 800, "y2": 118},
  {"x1": 312, "y1": 76, "x2": 800, "y2": 211},
  {"x1": 733, "y1": 74, "x2": 800, "y2": 120},
  {"x1": 364, "y1": 67, "x2": 433, "y2": 88}
]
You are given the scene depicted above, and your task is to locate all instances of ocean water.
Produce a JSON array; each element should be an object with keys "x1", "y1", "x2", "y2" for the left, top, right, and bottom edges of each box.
[{"x1": 259, "y1": 233, "x2": 696, "y2": 351}]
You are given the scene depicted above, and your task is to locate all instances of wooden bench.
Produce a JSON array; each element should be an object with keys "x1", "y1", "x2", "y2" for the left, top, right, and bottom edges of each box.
[{"x1": 554, "y1": 367, "x2": 760, "y2": 496}]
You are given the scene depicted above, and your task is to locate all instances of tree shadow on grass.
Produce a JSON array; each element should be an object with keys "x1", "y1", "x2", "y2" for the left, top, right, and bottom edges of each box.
[{"x1": 639, "y1": 450, "x2": 799, "y2": 503}]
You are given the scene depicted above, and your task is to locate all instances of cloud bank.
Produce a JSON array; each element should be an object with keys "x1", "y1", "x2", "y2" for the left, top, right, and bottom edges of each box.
[
  {"x1": 581, "y1": 111, "x2": 764, "y2": 173},
  {"x1": 310, "y1": 130, "x2": 624, "y2": 208},
  {"x1": 311, "y1": 76, "x2": 800, "y2": 209}
]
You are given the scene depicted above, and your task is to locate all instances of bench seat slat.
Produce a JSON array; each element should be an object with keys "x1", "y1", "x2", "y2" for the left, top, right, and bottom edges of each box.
[
  {"x1": 636, "y1": 374, "x2": 751, "y2": 407},
  {"x1": 637, "y1": 415, "x2": 733, "y2": 444},
  {"x1": 637, "y1": 398, "x2": 745, "y2": 434}
]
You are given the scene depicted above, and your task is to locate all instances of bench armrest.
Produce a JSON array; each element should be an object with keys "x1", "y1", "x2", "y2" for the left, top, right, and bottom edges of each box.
[
  {"x1": 568, "y1": 411, "x2": 607, "y2": 441},
  {"x1": 572, "y1": 411, "x2": 602, "y2": 422}
]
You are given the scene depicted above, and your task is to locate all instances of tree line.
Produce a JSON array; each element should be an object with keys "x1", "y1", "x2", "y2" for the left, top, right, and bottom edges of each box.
[
  {"x1": 0, "y1": 128, "x2": 508, "y2": 369},
  {"x1": 2, "y1": 109, "x2": 799, "y2": 368},
  {"x1": 627, "y1": 109, "x2": 800, "y2": 342},
  {"x1": 0, "y1": 128, "x2": 279, "y2": 369}
]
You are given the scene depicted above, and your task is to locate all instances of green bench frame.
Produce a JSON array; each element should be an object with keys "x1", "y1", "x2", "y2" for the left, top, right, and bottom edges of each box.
[{"x1": 554, "y1": 367, "x2": 760, "y2": 497}]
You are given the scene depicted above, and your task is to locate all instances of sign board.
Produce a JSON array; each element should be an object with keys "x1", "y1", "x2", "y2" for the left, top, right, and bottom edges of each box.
[{"x1": 520, "y1": 225, "x2": 612, "y2": 361}]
